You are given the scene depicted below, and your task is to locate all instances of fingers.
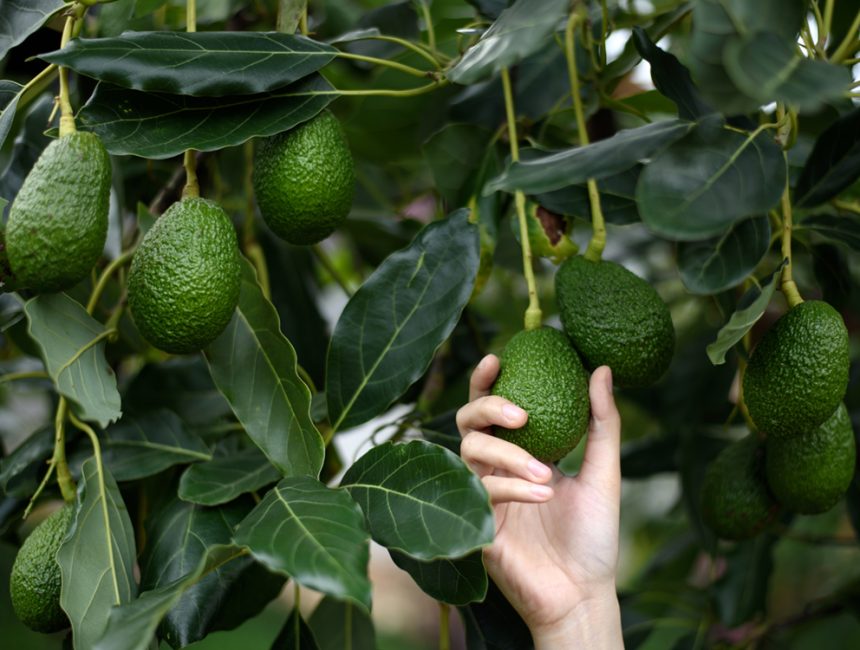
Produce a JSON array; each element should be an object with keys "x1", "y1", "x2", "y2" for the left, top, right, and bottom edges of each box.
[
  {"x1": 578, "y1": 366, "x2": 622, "y2": 492},
  {"x1": 456, "y1": 395, "x2": 527, "y2": 437},
  {"x1": 469, "y1": 355, "x2": 500, "y2": 401},
  {"x1": 461, "y1": 431, "x2": 552, "y2": 482},
  {"x1": 482, "y1": 475, "x2": 554, "y2": 504}
]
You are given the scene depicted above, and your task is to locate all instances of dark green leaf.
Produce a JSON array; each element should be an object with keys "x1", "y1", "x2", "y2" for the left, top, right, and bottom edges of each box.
[
  {"x1": 486, "y1": 119, "x2": 693, "y2": 195},
  {"x1": 794, "y1": 107, "x2": 860, "y2": 208},
  {"x1": 800, "y1": 214, "x2": 860, "y2": 251},
  {"x1": 25, "y1": 294, "x2": 122, "y2": 427},
  {"x1": 390, "y1": 549, "x2": 488, "y2": 605},
  {"x1": 423, "y1": 123, "x2": 495, "y2": 207},
  {"x1": 447, "y1": 0, "x2": 569, "y2": 85},
  {"x1": 677, "y1": 216, "x2": 771, "y2": 294},
  {"x1": 234, "y1": 476, "x2": 371, "y2": 609},
  {"x1": 714, "y1": 534, "x2": 777, "y2": 626},
  {"x1": 41, "y1": 32, "x2": 337, "y2": 97},
  {"x1": 205, "y1": 259, "x2": 324, "y2": 478},
  {"x1": 705, "y1": 261, "x2": 786, "y2": 365},
  {"x1": 0, "y1": 427, "x2": 53, "y2": 497},
  {"x1": 308, "y1": 597, "x2": 375, "y2": 650},
  {"x1": 462, "y1": 578, "x2": 533, "y2": 650},
  {"x1": 178, "y1": 446, "x2": 281, "y2": 506},
  {"x1": 79, "y1": 74, "x2": 334, "y2": 158},
  {"x1": 326, "y1": 210, "x2": 479, "y2": 432},
  {"x1": 0, "y1": 94, "x2": 53, "y2": 213},
  {"x1": 0, "y1": 80, "x2": 23, "y2": 152},
  {"x1": 466, "y1": 0, "x2": 510, "y2": 20},
  {"x1": 340, "y1": 440, "x2": 494, "y2": 560},
  {"x1": 637, "y1": 123, "x2": 785, "y2": 240},
  {"x1": 536, "y1": 166, "x2": 641, "y2": 225},
  {"x1": 271, "y1": 607, "x2": 320, "y2": 650},
  {"x1": 58, "y1": 458, "x2": 137, "y2": 649},
  {"x1": 0, "y1": 0, "x2": 65, "y2": 59}
]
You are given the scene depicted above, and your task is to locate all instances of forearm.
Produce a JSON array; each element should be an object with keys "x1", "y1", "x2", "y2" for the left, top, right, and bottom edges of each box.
[{"x1": 531, "y1": 591, "x2": 624, "y2": 650}]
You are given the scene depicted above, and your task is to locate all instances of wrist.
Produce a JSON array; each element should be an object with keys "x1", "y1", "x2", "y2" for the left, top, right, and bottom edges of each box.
[{"x1": 531, "y1": 587, "x2": 623, "y2": 650}]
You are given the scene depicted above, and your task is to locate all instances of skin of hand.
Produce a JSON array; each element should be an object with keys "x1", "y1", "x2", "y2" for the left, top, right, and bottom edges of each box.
[{"x1": 456, "y1": 355, "x2": 624, "y2": 649}]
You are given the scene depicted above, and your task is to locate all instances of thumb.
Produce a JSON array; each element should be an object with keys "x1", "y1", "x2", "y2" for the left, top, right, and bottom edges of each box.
[{"x1": 578, "y1": 366, "x2": 621, "y2": 493}]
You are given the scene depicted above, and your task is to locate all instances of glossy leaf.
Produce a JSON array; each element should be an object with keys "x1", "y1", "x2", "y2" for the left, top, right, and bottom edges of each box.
[
  {"x1": 340, "y1": 440, "x2": 494, "y2": 560},
  {"x1": 0, "y1": 0, "x2": 64, "y2": 60},
  {"x1": 233, "y1": 476, "x2": 371, "y2": 609},
  {"x1": 423, "y1": 123, "x2": 496, "y2": 207},
  {"x1": 271, "y1": 607, "x2": 320, "y2": 650},
  {"x1": 25, "y1": 294, "x2": 122, "y2": 427},
  {"x1": 58, "y1": 458, "x2": 137, "y2": 650},
  {"x1": 637, "y1": 123, "x2": 785, "y2": 240},
  {"x1": 0, "y1": 80, "x2": 22, "y2": 152},
  {"x1": 390, "y1": 549, "x2": 488, "y2": 605},
  {"x1": 41, "y1": 31, "x2": 337, "y2": 97},
  {"x1": 79, "y1": 74, "x2": 334, "y2": 158},
  {"x1": 447, "y1": 0, "x2": 569, "y2": 85},
  {"x1": 308, "y1": 597, "x2": 376, "y2": 650},
  {"x1": 706, "y1": 262, "x2": 785, "y2": 365},
  {"x1": 677, "y1": 216, "x2": 771, "y2": 295},
  {"x1": 485, "y1": 119, "x2": 693, "y2": 195},
  {"x1": 326, "y1": 210, "x2": 479, "y2": 432},
  {"x1": 715, "y1": 535, "x2": 777, "y2": 626},
  {"x1": 205, "y1": 259, "x2": 324, "y2": 478},
  {"x1": 536, "y1": 166, "x2": 641, "y2": 225},
  {"x1": 800, "y1": 214, "x2": 860, "y2": 251},
  {"x1": 178, "y1": 446, "x2": 281, "y2": 506},
  {"x1": 794, "y1": 107, "x2": 860, "y2": 208}
]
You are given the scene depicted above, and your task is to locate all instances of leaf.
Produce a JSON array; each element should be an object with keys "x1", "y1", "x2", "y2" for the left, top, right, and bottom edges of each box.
[
  {"x1": 794, "y1": 107, "x2": 860, "y2": 208},
  {"x1": 705, "y1": 261, "x2": 786, "y2": 365},
  {"x1": 271, "y1": 607, "x2": 320, "y2": 650},
  {"x1": 0, "y1": 80, "x2": 23, "y2": 153},
  {"x1": 340, "y1": 440, "x2": 494, "y2": 560},
  {"x1": 205, "y1": 259, "x2": 324, "y2": 478},
  {"x1": 461, "y1": 578, "x2": 533, "y2": 650},
  {"x1": 79, "y1": 74, "x2": 334, "y2": 159},
  {"x1": 801, "y1": 214, "x2": 860, "y2": 251},
  {"x1": 637, "y1": 123, "x2": 786, "y2": 240},
  {"x1": 178, "y1": 446, "x2": 281, "y2": 506},
  {"x1": 390, "y1": 549, "x2": 488, "y2": 605},
  {"x1": 326, "y1": 209, "x2": 479, "y2": 432},
  {"x1": 98, "y1": 409, "x2": 211, "y2": 481},
  {"x1": 308, "y1": 597, "x2": 376, "y2": 650},
  {"x1": 25, "y1": 294, "x2": 122, "y2": 427},
  {"x1": 57, "y1": 457, "x2": 137, "y2": 650},
  {"x1": 423, "y1": 123, "x2": 496, "y2": 207},
  {"x1": 41, "y1": 31, "x2": 337, "y2": 97},
  {"x1": 0, "y1": 0, "x2": 65, "y2": 60},
  {"x1": 0, "y1": 94, "x2": 53, "y2": 212},
  {"x1": 0, "y1": 427, "x2": 53, "y2": 497},
  {"x1": 714, "y1": 535, "x2": 777, "y2": 626},
  {"x1": 536, "y1": 166, "x2": 642, "y2": 225},
  {"x1": 724, "y1": 32, "x2": 851, "y2": 113},
  {"x1": 485, "y1": 119, "x2": 693, "y2": 195},
  {"x1": 233, "y1": 476, "x2": 372, "y2": 609},
  {"x1": 447, "y1": 0, "x2": 569, "y2": 85},
  {"x1": 677, "y1": 216, "x2": 771, "y2": 295}
]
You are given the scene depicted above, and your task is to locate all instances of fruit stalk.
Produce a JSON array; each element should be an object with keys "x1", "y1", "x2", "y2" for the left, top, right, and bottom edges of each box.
[
  {"x1": 52, "y1": 399, "x2": 77, "y2": 503},
  {"x1": 779, "y1": 170, "x2": 803, "y2": 308},
  {"x1": 57, "y1": 4, "x2": 86, "y2": 137}
]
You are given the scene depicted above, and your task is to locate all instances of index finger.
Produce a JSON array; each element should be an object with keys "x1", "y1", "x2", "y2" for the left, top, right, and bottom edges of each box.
[{"x1": 469, "y1": 354, "x2": 500, "y2": 401}]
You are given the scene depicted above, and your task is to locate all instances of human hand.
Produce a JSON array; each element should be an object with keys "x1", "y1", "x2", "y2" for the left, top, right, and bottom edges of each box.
[{"x1": 456, "y1": 355, "x2": 624, "y2": 649}]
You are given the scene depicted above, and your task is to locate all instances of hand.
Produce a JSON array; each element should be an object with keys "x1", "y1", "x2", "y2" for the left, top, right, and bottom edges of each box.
[{"x1": 456, "y1": 355, "x2": 624, "y2": 649}]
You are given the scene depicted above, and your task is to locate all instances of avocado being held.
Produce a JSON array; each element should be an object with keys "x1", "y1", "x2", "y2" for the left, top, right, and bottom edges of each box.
[
  {"x1": 5, "y1": 131, "x2": 111, "y2": 293},
  {"x1": 491, "y1": 327, "x2": 590, "y2": 462},
  {"x1": 743, "y1": 300, "x2": 849, "y2": 438},
  {"x1": 10, "y1": 505, "x2": 73, "y2": 633},
  {"x1": 253, "y1": 109, "x2": 354, "y2": 245},
  {"x1": 555, "y1": 256, "x2": 674, "y2": 387},
  {"x1": 128, "y1": 197, "x2": 241, "y2": 353}
]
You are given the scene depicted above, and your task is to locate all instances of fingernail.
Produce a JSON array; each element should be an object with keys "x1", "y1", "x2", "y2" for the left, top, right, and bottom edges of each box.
[
  {"x1": 477, "y1": 356, "x2": 488, "y2": 370},
  {"x1": 502, "y1": 404, "x2": 526, "y2": 422},
  {"x1": 531, "y1": 485, "x2": 553, "y2": 499},
  {"x1": 527, "y1": 459, "x2": 551, "y2": 479}
]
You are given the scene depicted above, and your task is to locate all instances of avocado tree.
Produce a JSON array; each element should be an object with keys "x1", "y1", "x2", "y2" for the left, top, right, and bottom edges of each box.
[{"x1": 1, "y1": 0, "x2": 859, "y2": 648}]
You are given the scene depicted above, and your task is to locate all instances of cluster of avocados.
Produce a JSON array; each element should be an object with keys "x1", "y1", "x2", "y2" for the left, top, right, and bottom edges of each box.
[{"x1": 701, "y1": 300, "x2": 853, "y2": 541}]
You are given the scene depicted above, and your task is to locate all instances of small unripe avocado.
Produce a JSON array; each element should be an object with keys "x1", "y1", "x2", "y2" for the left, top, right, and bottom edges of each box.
[
  {"x1": 5, "y1": 131, "x2": 111, "y2": 293},
  {"x1": 10, "y1": 505, "x2": 73, "y2": 633},
  {"x1": 128, "y1": 197, "x2": 241, "y2": 353},
  {"x1": 555, "y1": 256, "x2": 674, "y2": 387},
  {"x1": 491, "y1": 327, "x2": 590, "y2": 462},
  {"x1": 766, "y1": 403, "x2": 856, "y2": 514},
  {"x1": 253, "y1": 110, "x2": 354, "y2": 245},
  {"x1": 701, "y1": 435, "x2": 779, "y2": 541},
  {"x1": 743, "y1": 300, "x2": 849, "y2": 439}
]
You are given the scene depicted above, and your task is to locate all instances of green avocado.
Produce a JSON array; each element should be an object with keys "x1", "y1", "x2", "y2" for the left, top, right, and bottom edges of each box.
[
  {"x1": 743, "y1": 300, "x2": 849, "y2": 439},
  {"x1": 701, "y1": 435, "x2": 779, "y2": 541},
  {"x1": 5, "y1": 131, "x2": 111, "y2": 293},
  {"x1": 128, "y1": 197, "x2": 241, "y2": 353},
  {"x1": 10, "y1": 505, "x2": 73, "y2": 633},
  {"x1": 0, "y1": 227, "x2": 20, "y2": 293},
  {"x1": 555, "y1": 256, "x2": 674, "y2": 387},
  {"x1": 766, "y1": 403, "x2": 856, "y2": 514},
  {"x1": 252, "y1": 110, "x2": 354, "y2": 245},
  {"x1": 491, "y1": 327, "x2": 590, "y2": 462}
]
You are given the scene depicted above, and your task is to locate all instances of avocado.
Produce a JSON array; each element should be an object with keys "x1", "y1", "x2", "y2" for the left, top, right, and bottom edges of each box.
[
  {"x1": 491, "y1": 327, "x2": 590, "y2": 462},
  {"x1": 766, "y1": 403, "x2": 856, "y2": 514},
  {"x1": 743, "y1": 300, "x2": 849, "y2": 438},
  {"x1": 701, "y1": 434, "x2": 779, "y2": 541},
  {"x1": 128, "y1": 197, "x2": 241, "y2": 353},
  {"x1": 5, "y1": 131, "x2": 111, "y2": 293},
  {"x1": 0, "y1": 227, "x2": 20, "y2": 293},
  {"x1": 253, "y1": 109, "x2": 354, "y2": 245},
  {"x1": 555, "y1": 256, "x2": 674, "y2": 387},
  {"x1": 10, "y1": 505, "x2": 73, "y2": 633}
]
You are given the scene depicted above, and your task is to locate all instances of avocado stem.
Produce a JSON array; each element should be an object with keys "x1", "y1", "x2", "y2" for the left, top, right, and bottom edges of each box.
[
  {"x1": 53, "y1": 398, "x2": 77, "y2": 504},
  {"x1": 57, "y1": 6, "x2": 85, "y2": 138},
  {"x1": 779, "y1": 166, "x2": 804, "y2": 309},
  {"x1": 182, "y1": 150, "x2": 200, "y2": 198}
]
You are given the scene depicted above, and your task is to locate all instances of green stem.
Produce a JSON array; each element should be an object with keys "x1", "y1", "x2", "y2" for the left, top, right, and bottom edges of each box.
[
  {"x1": 312, "y1": 244, "x2": 353, "y2": 297},
  {"x1": 779, "y1": 175, "x2": 803, "y2": 308},
  {"x1": 183, "y1": 150, "x2": 199, "y2": 198},
  {"x1": 326, "y1": 80, "x2": 447, "y2": 97},
  {"x1": 0, "y1": 370, "x2": 49, "y2": 384},
  {"x1": 822, "y1": 0, "x2": 834, "y2": 47},
  {"x1": 500, "y1": 67, "x2": 541, "y2": 330},
  {"x1": 417, "y1": 1, "x2": 436, "y2": 53},
  {"x1": 86, "y1": 249, "x2": 136, "y2": 315},
  {"x1": 831, "y1": 10, "x2": 860, "y2": 62},
  {"x1": 53, "y1": 398, "x2": 77, "y2": 503},
  {"x1": 23, "y1": 461, "x2": 56, "y2": 520},
  {"x1": 334, "y1": 51, "x2": 434, "y2": 78},
  {"x1": 187, "y1": 0, "x2": 197, "y2": 33},
  {"x1": 296, "y1": 363, "x2": 317, "y2": 394},
  {"x1": 349, "y1": 34, "x2": 442, "y2": 69},
  {"x1": 58, "y1": 9, "x2": 82, "y2": 137},
  {"x1": 439, "y1": 603, "x2": 450, "y2": 650},
  {"x1": 18, "y1": 64, "x2": 58, "y2": 109},
  {"x1": 799, "y1": 21, "x2": 818, "y2": 57},
  {"x1": 245, "y1": 242, "x2": 271, "y2": 301}
]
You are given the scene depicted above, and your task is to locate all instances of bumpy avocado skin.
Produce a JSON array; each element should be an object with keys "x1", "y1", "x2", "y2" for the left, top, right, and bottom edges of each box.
[
  {"x1": 252, "y1": 110, "x2": 354, "y2": 245},
  {"x1": 6, "y1": 131, "x2": 111, "y2": 292},
  {"x1": 10, "y1": 505, "x2": 73, "y2": 633},
  {"x1": 0, "y1": 228, "x2": 20, "y2": 292},
  {"x1": 701, "y1": 435, "x2": 779, "y2": 541},
  {"x1": 555, "y1": 256, "x2": 674, "y2": 387},
  {"x1": 491, "y1": 327, "x2": 590, "y2": 462},
  {"x1": 743, "y1": 301, "x2": 849, "y2": 439},
  {"x1": 766, "y1": 403, "x2": 856, "y2": 514},
  {"x1": 128, "y1": 197, "x2": 241, "y2": 353}
]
